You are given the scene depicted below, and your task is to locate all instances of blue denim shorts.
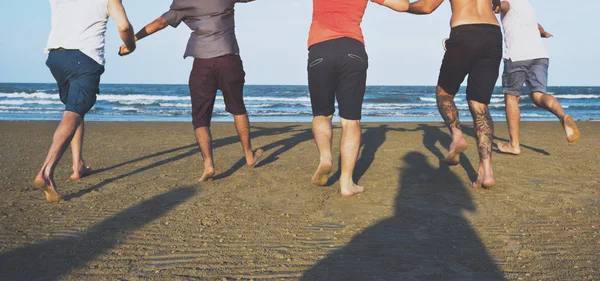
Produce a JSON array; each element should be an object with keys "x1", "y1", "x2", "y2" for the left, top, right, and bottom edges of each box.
[
  {"x1": 46, "y1": 50, "x2": 105, "y2": 117},
  {"x1": 502, "y1": 58, "x2": 549, "y2": 97}
]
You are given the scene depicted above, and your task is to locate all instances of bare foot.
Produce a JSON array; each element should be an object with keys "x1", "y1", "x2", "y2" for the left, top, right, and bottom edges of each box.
[
  {"x1": 246, "y1": 149, "x2": 264, "y2": 166},
  {"x1": 442, "y1": 137, "x2": 468, "y2": 166},
  {"x1": 340, "y1": 182, "x2": 366, "y2": 196},
  {"x1": 311, "y1": 162, "x2": 332, "y2": 186},
  {"x1": 561, "y1": 115, "x2": 581, "y2": 146},
  {"x1": 198, "y1": 169, "x2": 215, "y2": 183},
  {"x1": 497, "y1": 142, "x2": 521, "y2": 155},
  {"x1": 70, "y1": 166, "x2": 92, "y2": 181},
  {"x1": 471, "y1": 165, "x2": 495, "y2": 189},
  {"x1": 34, "y1": 176, "x2": 62, "y2": 204}
]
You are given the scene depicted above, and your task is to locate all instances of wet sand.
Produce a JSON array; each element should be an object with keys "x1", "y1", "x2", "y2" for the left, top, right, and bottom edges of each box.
[{"x1": 0, "y1": 121, "x2": 598, "y2": 281}]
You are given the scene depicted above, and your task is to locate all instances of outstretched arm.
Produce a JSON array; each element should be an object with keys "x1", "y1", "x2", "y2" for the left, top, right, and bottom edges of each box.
[
  {"x1": 538, "y1": 23, "x2": 553, "y2": 38},
  {"x1": 407, "y1": 0, "x2": 444, "y2": 15},
  {"x1": 380, "y1": 0, "x2": 410, "y2": 12},
  {"x1": 119, "y1": 17, "x2": 169, "y2": 56},
  {"x1": 135, "y1": 18, "x2": 169, "y2": 42},
  {"x1": 108, "y1": 0, "x2": 136, "y2": 55}
]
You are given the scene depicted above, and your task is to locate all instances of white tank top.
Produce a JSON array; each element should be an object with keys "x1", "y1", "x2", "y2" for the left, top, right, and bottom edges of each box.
[{"x1": 45, "y1": 0, "x2": 110, "y2": 65}]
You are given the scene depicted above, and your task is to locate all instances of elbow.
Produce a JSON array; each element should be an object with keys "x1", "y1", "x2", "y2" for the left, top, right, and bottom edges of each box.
[
  {"x1": 421, "y1": 6, "x2": 435, "y2": 14},
  {"x1": 397, "y1": 1, "x2": 410, "y2": 12},
  {"x1": 410, "y1": 4, "x2": 435, "y2": 14},
  {"x1": 156, "y1": 18, "x2": 169, "y2": 29},
  {"x1": 118, "y1": 22, "x2": 132, "y2": 33}
]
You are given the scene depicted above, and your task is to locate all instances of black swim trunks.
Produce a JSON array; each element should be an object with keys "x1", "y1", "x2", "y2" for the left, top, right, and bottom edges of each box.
[
  {"x1": 307, "y1": 37, "x2": 368, "y2": 120},
  {"x1": 438, "y1": 24, "x2": 502, "y2": 104}
]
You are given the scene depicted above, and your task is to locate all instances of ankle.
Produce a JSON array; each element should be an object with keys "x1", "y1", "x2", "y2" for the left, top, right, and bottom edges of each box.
[
  {"x1": 560, "y1": 114, "x2": 568, "y2": 122},
  {"x1": 339, "y1": 176, "x2": 354, "y2": 186},
  {"x1": 42, "y1": 165, "x2": 53, "y2": 176},
  {"x1": 451, "y1": 131, "x2": 464, "y2": 141},
  {"x1": 203, "y1": 163, "x2": 214, "y2": 172},
  {"x1": 319, "y1": 155, "x2": 332, "y2": 165},
  {"x1": 73, "y1": 162, "x2": 85, "y2": 170}
]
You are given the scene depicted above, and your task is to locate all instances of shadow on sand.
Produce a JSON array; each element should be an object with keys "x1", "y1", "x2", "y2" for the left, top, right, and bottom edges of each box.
[
  {"x1": 0, "y1": 186, "x2": 197, "y2": 280},
  {"x1": 301, "y1": 152, "x2": 506, "y2": 281},
  {"x1": 67, "y1": 125, "x2": 303, "y2": 200}
]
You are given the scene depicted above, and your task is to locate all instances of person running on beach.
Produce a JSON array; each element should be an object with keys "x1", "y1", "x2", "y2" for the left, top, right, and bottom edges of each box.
[
  {"x1": 308, "y1": 0, "x2": 410, "y2": 196},
  {"x1": 495, "y1": 0, "x2": 580, "y2": 155},
  {"x1": 406, "y1": 0, "x2": 502, "y2": 189},
  {"x1": 120, "y1": 0, "x2": 263, "y2": 182},
  {"x1": 35, "y1": 0, "x2": 136, "y2": 203}
]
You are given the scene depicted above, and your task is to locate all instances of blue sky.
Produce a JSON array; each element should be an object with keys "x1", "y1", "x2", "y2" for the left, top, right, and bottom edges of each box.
[{"x1": 0, "y1": 0, "x2": 598, "y2": 86}]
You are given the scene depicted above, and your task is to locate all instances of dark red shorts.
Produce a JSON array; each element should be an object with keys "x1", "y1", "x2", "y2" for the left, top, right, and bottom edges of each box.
[{"x1": 189, "y1": 55, "x2": 247, "y2": 128}]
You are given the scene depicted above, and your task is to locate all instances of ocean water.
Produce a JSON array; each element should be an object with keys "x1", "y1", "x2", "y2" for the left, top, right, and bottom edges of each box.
[{"x1": 0, "y1": 83, "x2": 598, "y2": 122}]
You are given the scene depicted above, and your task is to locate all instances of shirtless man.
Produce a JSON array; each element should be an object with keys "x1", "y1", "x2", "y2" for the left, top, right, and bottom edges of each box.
[
  {"x1": 35, "y1": 0, "x2": 136, "y2": 203},
  {"x1": 407, "y1": 0, "x2": 502, "y2": 188},
  {"x1": 495, "y1": 0, "x2": 580, "y2": 155},
  {"x1": 120, "y1": 0, "x2": 262, "y2": 182},
  {"x1": 308, "y1": 0, "x2": 409, "y2": 196}
]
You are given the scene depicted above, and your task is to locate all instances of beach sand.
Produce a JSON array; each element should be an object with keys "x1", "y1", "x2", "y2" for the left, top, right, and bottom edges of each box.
[{"x1": 0, "y1": 121, "x2": 598, "y2": 280}]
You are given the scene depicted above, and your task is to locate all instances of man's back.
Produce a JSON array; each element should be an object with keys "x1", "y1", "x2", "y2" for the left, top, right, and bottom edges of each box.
[
  {"x1": 309, "y1": 0, "x2": 384, "y2": 48},
  {"x1": 161, "y1": 0, "x2": 239, "y2": 59},
  {"x1": 449, "y1": 0, "x2": 499, "y2": 27},
  {"x1": 501, "y1": 0, "x2": 547, "y2": 61},
  {"x1": 46, "y1": 0, "x2": 110, "y2": 65}
]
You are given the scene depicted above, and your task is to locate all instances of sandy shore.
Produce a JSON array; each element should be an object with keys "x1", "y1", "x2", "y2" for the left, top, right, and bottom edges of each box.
[{"x1": 0, "y1": 121, "x2": 598, "y2": 280}]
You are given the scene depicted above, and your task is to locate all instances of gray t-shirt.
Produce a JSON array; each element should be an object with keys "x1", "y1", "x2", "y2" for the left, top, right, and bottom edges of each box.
[{"x1": 162, "y1": 0, "x2": 240, "y2": 59}]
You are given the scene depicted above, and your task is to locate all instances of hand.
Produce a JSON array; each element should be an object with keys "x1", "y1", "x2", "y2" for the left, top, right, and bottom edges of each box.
[
  {"x1": 492, "y1": 0, "x2": 501, "y2": 13},
  {"x1": 118, "y1": 44, "x2": 135, "y2": 56},
  {"x1": 494, "y1": 5, "x2": 501, "y2": 14},
  {"x1": 541, "y1": 32, "x2": 553, "y2": 38}
]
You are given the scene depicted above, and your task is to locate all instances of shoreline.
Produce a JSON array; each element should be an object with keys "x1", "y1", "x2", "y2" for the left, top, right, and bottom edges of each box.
[{"x1": 1, "y1": 118, "x2": 598, "y2": 123}]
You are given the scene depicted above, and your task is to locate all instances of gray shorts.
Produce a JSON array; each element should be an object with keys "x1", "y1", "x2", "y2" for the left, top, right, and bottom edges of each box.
[{"x1": 502, "y1": 58, "x2": 549, "y2": 97}]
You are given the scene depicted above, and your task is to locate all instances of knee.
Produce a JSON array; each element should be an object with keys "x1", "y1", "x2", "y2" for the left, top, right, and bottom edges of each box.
[
  {"x1": 340, "y1": 117, "x2": 361, "y2": 128},
  {"x1": 505, "y1": 94, "x2": 520, "y2": 104},
  {"x1": 468, "y1": 100, "x2": 487, "y2": 109},
  {"x1": 313, "y1": 115, "x2": 333, "y2": 121},
  {"x1": 436, "y1": 85, "x2": 452, "y2": 98},
  {"x1": 530, "y1": 92, "x2": 548, "y2": 106},
  {"x1": 193, "y1": 120, "x2": 211, "y2": 129}
]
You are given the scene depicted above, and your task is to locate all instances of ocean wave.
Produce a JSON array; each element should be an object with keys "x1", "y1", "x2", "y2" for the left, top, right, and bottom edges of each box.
[
  {"x1": 157, "y1": 102, "x2": 278, "y2": 109},
  {"x1": 244, "y1": 97, "x2": 311, "y2": 102},
  {"x1": 552, "y1": 94, "x2": 600, "y2": 99},
  {"x1": 0, "y1": 92, "x2": 56, "y2": 99},
  {"x1": 0, "y1": 110, "x2": 63, "y2": 114},
  {"x1": 113, "y1": 107, "x2": 140, "y2": 112},
  {"x1": 117, "y1": 100, "x2": 160, "y2": 106},
  {"x1": 363, "y1": 112, "x2": 439, "y2": 117},
  {"x1": 0, "y1": 100, "x2": 63, "y2": 105},
  {"x1": 363, "y1": 103, "x2": 436, "y2": 110},
  {"x1": 0, "y1": 107, "x2": 67, "y2": 114},
  {"x1": 248, "y1": 111, "x2": 312, "y2": 116},
  {"x1": 159, "y1": 103, "x2": 191, "y2": 108},
  {"x1": 419, "y1": 97, "x2": 465, "y2": 102},
  {"x1": 99, "y1": 94, "x2": 190, "y2": 102}
]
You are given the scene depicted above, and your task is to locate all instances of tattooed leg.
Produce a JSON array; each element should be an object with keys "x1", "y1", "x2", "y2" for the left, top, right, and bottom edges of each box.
[
  {"x1": 437, "y1": 86, "x2": 468, "y2": 165},
  {"x1": 469, "y1": 101, "x2": 495, "y2": 188}
]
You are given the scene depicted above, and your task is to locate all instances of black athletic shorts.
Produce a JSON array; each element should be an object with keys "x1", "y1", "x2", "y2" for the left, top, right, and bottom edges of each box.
[
  {"x1": 307, "y1": 37, "x2": 368, "y2": 120},
  {"x1": 438, "y1": 24, "x2": 502, "y2": 104}
]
